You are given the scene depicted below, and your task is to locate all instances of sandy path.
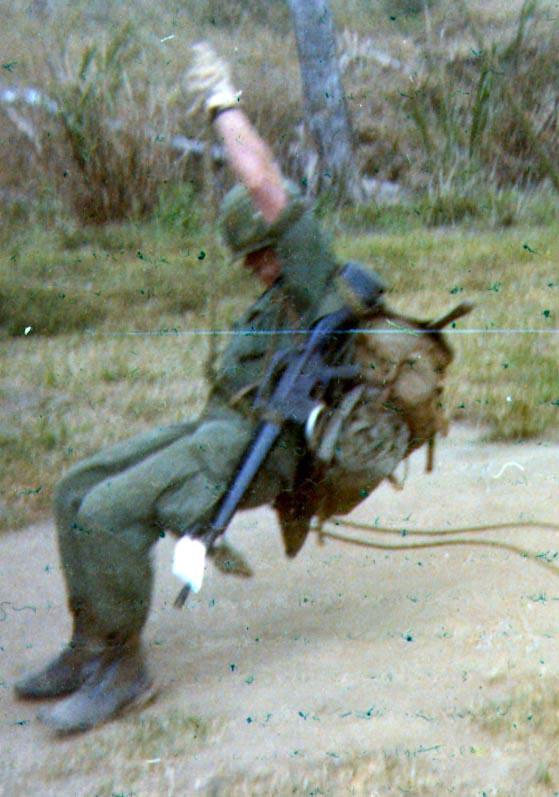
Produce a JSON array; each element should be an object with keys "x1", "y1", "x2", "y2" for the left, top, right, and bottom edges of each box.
[{"x1": 1, "y1": 425, "x2": 558, "y2": 795}]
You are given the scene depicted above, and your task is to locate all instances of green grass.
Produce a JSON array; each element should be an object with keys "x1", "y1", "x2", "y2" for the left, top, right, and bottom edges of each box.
[
  {"x1": 336, "y1": 222, "x2": 559, "y2": 440},
  {"x1": 1, "y1": 218, "x2": 557, "y2": 532},
  {"x1": 0, "y1": 213, "x2": 247, "y2": 335},
  {"x1": 0, "y1": 214, "x2": 259, "y2": 529}
]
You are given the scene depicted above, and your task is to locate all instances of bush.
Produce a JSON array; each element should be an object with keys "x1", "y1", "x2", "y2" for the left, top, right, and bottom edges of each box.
[
  {"x1": 44, "y1": 25, "x2": 180, "y2": 224},
  {"x1": 1, "y1": 0, "x2": 559, "y2": 227},
  {"x1": 396, "y1": 1, "x2": 559, "y2": 202}
]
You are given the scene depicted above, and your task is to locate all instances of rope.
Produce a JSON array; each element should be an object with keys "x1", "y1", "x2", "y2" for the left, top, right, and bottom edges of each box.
[{"x1": 312, "y1": 518, "x2": 559, "y2": 578}]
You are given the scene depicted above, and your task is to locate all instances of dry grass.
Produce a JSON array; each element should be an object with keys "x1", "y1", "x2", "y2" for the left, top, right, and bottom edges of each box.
[
  {"x1": 24, "y1": 680, "x2": 559, "y2": 796},
  {"x1": 17, "y1": 707, "x2": 213, "y2": 796},
  {"x1": 0, "y1": 325, "x2": 208, "y2": 529},
  {"x1": 472, "y1": 674, "x2": 559, "y2": 794},
  {"x1": 2, "y1": 0, "x2": 559, "y2": 221}
]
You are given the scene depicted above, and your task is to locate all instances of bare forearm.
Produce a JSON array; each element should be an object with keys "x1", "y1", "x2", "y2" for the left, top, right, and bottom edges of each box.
[
  {"x1": 186, "y1": 41, "x2": 288, "y2": 223},
  {"x1": 214, "y1": 109, "x2": 287, "y2": 223}
]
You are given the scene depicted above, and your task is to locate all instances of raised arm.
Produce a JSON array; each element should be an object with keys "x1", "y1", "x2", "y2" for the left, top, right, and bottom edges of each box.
[
  {"x1": 187, "y1": 42, "x2": 287, "y2": 224},
  {"x1": 214, "y1": 109, "x2": 287, "y2": 224}
]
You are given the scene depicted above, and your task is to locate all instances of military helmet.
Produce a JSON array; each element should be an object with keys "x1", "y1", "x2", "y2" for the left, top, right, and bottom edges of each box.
[{"x1": 219, "y1": 181, "x2": 306, "y2": 259}]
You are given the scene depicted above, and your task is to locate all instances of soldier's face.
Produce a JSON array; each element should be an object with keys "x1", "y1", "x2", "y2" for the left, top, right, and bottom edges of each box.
[{"x1": 244, "y1": 247, "x2": 281, "y2": 287}]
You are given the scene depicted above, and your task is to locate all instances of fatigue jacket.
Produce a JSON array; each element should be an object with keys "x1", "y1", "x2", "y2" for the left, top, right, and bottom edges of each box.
[{"x1": 208, "y1": 200, "x2": 344, "y2": 414}]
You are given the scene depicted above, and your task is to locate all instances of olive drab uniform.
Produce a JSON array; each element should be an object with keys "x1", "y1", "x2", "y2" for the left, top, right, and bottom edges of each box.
[
  {"x1": 17, "y1": 38, "x2": 464, "y2": 733},
  {"x1": 54, "y1": 187, "x2": 350, "y2": 643}
]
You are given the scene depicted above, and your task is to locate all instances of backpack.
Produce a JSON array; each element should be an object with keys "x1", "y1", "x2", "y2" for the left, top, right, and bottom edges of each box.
[{"x1": 273, "y1": 301, "x2": 472, "y2": 556}]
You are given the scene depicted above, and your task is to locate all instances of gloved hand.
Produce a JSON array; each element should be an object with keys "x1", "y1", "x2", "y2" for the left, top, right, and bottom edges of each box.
[{"x1": 186, "y1": 41, "x2": 241, "y2": 120}]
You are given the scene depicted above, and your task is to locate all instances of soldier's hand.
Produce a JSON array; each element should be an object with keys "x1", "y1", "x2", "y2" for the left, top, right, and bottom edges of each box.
[{"x1": 186, "y1": 41, "x2": 241, "y2": 120}]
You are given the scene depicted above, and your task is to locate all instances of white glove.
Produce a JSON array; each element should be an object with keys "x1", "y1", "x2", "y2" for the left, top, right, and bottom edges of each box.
[{"x1": 186, "y1": 41, "x2": 241, "y2": 120}]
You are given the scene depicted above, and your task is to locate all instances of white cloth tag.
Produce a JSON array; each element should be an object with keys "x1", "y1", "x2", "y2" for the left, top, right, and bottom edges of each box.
[{"x1": 172, "y1": 537, "x2": 207, "y2": 594}]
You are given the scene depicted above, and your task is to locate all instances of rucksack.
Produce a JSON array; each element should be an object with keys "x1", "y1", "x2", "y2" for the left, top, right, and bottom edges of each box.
[{"x1": 274, "y1": 301, "x2": 472, "y2": 556}]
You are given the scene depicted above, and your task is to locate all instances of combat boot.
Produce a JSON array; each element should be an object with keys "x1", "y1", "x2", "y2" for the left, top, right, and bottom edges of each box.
[
  {"x1": 37, "y1": 634, "x2": 152, "y2": 734},
  {"x1": 14, "y1": 638, "x2": 105, "y2": 700}
]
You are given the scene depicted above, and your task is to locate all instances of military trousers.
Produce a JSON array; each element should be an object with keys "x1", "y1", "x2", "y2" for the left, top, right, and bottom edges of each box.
[{"x1": 53, "y1": 404, "x2": 297, "y2": 641}]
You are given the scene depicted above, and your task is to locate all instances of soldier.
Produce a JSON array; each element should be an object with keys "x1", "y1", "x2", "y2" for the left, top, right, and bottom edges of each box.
[{"x1": 14, "y1": 43, "x2": 386, "y2": 733}]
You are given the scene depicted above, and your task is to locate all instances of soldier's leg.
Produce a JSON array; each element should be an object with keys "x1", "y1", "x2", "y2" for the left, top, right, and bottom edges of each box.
[
  {"x1": 155, "y1": 415, "x2": 301, "y2": 526},
  {"x1": 15, "y1": 421, "x2": 197, "y2": 701},
  {"x1": 68, "y1": 416, "x2": 254, "y2": 622},
  {"x1": 37, "y1": 416, "x2": 254, "y2": 733},
  {"x1": 55, "y1": 421, "x2": 199, "y2": 628}
]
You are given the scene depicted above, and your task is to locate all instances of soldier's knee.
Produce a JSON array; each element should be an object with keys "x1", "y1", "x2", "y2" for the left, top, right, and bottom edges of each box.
[
  {"x1": 76, "y1": 489, "x2": 117, "y2": 537},
  {"x1": 53, "y1": 467, "x2": 87, "y2": 522},
  {"x1": 54, "y1": 458, "x2": 113, "y2": 529}
]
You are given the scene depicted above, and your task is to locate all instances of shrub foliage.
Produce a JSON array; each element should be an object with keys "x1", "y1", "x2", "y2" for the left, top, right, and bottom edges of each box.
[{"x1": 1, "y1": 0, "x2": 559, "y2": 228}]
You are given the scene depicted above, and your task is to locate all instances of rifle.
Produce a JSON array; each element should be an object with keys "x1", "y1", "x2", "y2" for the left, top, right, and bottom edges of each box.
[{"x1": 173, "y1": 263, "x2": 383, "y2": 607}]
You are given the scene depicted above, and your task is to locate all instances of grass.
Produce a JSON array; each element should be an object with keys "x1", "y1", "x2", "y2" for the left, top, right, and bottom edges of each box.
[
  {"x1": 477, "y1": 678, "x2": 559, "y2": 740},
  {"x1": 0, "y1": 212, "x2": 255, "y2": 529},
  {"x1": 36, "y1": 691, "x2": 557, "y2": 797},
  {"x1": 1, "y1": 314, "x2": 208, "y2": 529},
  {"x1": 336, "y1": 221, "x2": 559, "y2": 438},
  {"x1": 29, "y1": 707, "x2": 212, "y2": 795},
  {"x1": 0, "y1": 0, "x2": 557, "y2": 532},
  {"x1": 2, "y1": 0, "x2": 559, "y2": 218},
  {"x1": 0, "y1": 208, "x2": 243, "y2": 335},
  {"x1": 1, "y1": 218, "x2": 557, "y2": 532},
  {"x1": 472, "y1": 675, "x2": 559, "y2": 794}
]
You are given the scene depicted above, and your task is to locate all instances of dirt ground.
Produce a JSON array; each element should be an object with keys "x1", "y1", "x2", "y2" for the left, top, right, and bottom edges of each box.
[{"x1": 1, "y1": 424, "x2": 559, "y2": 796}]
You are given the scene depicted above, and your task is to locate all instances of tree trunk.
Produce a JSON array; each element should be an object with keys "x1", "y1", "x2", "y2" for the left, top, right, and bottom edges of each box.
[{"x1": 287, "y1": 0, "x2": 362, "y2": 202}]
